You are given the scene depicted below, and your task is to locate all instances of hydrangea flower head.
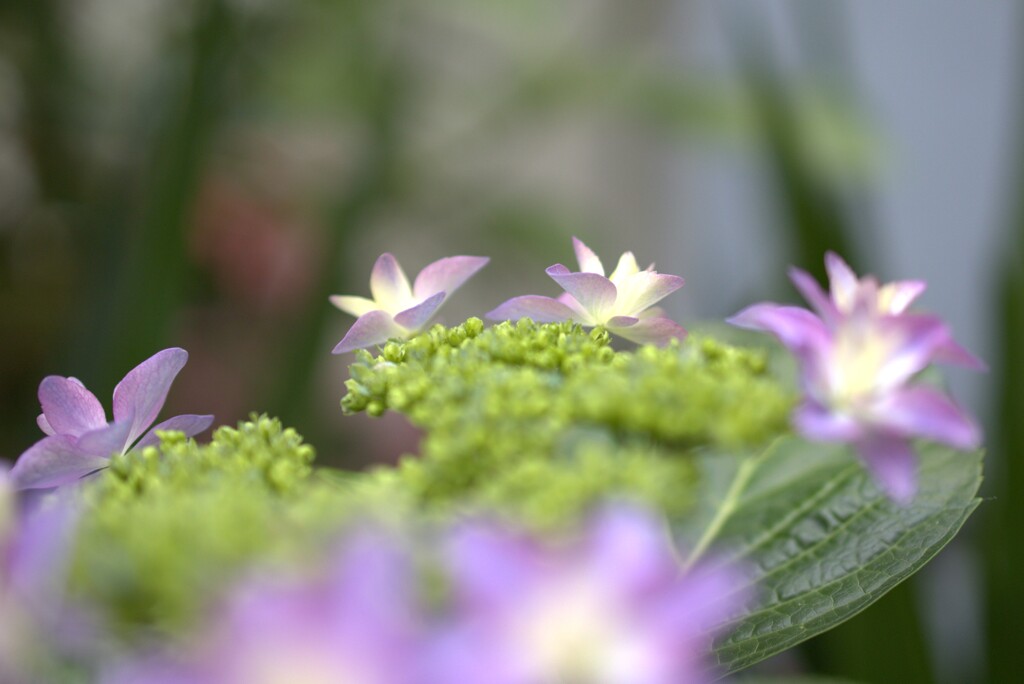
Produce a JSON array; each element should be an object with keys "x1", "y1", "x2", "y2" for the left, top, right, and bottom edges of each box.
[
  {"x1": 427, "y1": 505, "x2": 744, "y2": 684},
  {"x1": 331, "y1": 253, "x2": 490, "y2": 354},
  {"x1": 487, "y1": 237, "x2": 687, "y2": 346},
  {"x1": 729, "y1": 254, "x2": 983, "y2": 503},
  {"x1": 11, "y1": 348, "x2": 213, "y2": 490}
]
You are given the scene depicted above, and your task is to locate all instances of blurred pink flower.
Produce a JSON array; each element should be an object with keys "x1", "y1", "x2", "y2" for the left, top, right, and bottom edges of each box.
[
  {"x1": 426, "y1": 505, "x2": 745, "y2": 684},
  {"x1": 104, "y1": 532, "x2": 422, "y2": 684}
]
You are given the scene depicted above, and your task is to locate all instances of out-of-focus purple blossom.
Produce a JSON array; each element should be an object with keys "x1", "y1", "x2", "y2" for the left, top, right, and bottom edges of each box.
[
  {"x1": 487, "y1": 237, "x2": 687, "y2": 346},
  {"x1": 11, "y1": 348, "x2": 214, "y2": 490},
  {"x1": 331, "y1": 253, "x2": 489, "y2": 353},
  {"x1": 729, "y1": 253, "x2": 983, "y2": 503},
  {"x1": 425, "y1": 505, "x2": 745, "y2": 684},
  {"x1": 1, "y1": 465, "x2": 80, "y2": 682},
  {"x1": 105, "y1": 532, "x2": 422, "y2": 684}
]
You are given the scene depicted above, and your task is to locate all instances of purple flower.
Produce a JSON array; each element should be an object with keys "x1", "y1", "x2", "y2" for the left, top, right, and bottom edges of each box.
[
  {"x1": 1, "y1": 466, "x2": 80, "y2": 681},
  {"x1": 426, "y1": 505, "x2": 745, "y2": 684},
  {"x1": 487, "y1": 237, "x2": 687, "y2": 346},
  {"x1": 331, "y1": 253, "x2": 490, "y2": 353},
  {"x1": 11, "y1": 348, "x2": 213, "y2": 490},
  {"x1": 105, "y1": 533, "x2": 422, "y2": 684},
  {"x1": 729, "y1": 253, "x2": 983, "y2": 503}
]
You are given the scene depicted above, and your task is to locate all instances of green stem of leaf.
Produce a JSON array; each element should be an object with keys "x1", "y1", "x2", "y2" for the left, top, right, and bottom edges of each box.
[{"x1": 683, "y1": 437, "x2": 781, "y2": 571}]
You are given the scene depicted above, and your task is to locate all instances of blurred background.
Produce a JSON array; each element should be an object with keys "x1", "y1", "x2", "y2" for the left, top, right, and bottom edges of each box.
[{"x1": 0, "y1": 0, "x2": 1018, "y2": 681}]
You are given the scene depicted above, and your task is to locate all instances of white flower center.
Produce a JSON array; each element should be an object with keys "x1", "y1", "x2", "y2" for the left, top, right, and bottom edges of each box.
[
  {"x1": 825, "y1": 321, "x2": 896, "y2": 410},
  {"x1": 513, "y1": 577, "x2": 654, "y2": 683}
]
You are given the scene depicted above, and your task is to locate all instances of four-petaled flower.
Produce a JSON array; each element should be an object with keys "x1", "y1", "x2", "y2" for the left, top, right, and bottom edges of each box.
[
  {"x1": 331, "y1": 253, "x2": 490, "y2": 354},
  {"x1": 487, "y1": 237, "x2": 686, "y2": 346},
  {"x1": 729, "y1": 252, "x2": 983, "y2": 503},
  {"x1": 11, "y1": 348, "x2": 213, "y2": 490},
  {"x1": 426, "y1": 505, "x2": 745, "y2": 684}
]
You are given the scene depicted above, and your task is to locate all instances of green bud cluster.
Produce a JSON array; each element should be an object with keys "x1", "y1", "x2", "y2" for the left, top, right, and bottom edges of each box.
[
  {"x1": 342, "y1": 318, "x2": 795, "y2": 530},
  {"x1": 71, "y1": 415, "x2": 336, "y2": 635}
]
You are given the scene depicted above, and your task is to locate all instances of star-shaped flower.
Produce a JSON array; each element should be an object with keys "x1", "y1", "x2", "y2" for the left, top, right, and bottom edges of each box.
[
  {"x1": 331, "y1": 253, "x2": 489, "y2": 354},
  {"x1": 729, "y1": 254, "x2": 983, "y2": 503},
  {"x1": 11, "y1": 348, "x2": 214, "y2": 490},
  {"x1": 487, "y1": 237, "x2": 687, "y2": 345}
]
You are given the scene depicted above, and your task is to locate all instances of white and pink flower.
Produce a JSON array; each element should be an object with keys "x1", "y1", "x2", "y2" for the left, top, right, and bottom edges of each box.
[
  {"x1": 331, "y1": 253, "x2": 489, "y2": 354},
  {"x1": 487, "y1": 237, "x2": 687, "y2": 346}
]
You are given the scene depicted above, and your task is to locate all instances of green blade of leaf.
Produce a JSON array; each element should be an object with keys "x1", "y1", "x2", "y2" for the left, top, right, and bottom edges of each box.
[{"x1": 674, "y1": 438, "x2": 982, "y2": 675}]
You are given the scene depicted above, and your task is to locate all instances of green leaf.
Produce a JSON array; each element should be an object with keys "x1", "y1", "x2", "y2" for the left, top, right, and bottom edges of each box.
[
  {"x1": 674, "y1": 438, "x2": 983, "y2": 675},
  {"x1": 732, "y1": 678, "x2": 864, "y2": 684}
]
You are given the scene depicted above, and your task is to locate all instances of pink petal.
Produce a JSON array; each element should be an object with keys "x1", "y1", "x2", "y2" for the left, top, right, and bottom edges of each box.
[
  {"x1": 412, "y1": 256, "x2": 489, "y2": 301},
  {"x1": 446, "y1": 525, "x2": 540, "y2": 608},
  {"x1": 332, "y1": 310, "x2": 407, "y2": 354},
  {"x1": 4, "y1": 493, "x2": 77, "y2": 600},
  {"x1": 668, "y1": 558, "x2": 749, "y2": 637},
  {"x1": 329, "y1": 295, "x2": 379, "y2": 318},
  {"x1": 113, "y1": 348, "x2": 189, "y2": 449},
  {"x1": 728, "y1": 303, "x2": 830, "y2": 355},
  {"x1": 606, "y1": 315, "x2": 687, "y2": 346},
  {"x1": 486, "y1": 296, "x2": 579, "y2": 323},
  {"x1": 855, "y1": 433, "x2": 918, "y2": 505},
  {"x1": 885, "y1": 280, "x2": 927, "y2": 313},
  {"x1": 393, "y1": 292, "x2": 446, "y2": 331},
  {"x1": 572, "y1": 237, "x2": 605, "y2": 275},
  {"x1": 793, "y1": 402, "x2": 863, "y2": 442},
  {"x1": 934, "y1": 338, "x2": 987, "y2": 371},
  {"x1": 619, "y1": 272, "x2": 685, "y2": 314},
  {"x1": 825, "y1": 251, "x2": 859, "y2": 310},
  {"x1": 37, "y1": 414, "x2": 55, "y2": 436},
  {"x1": 788, "y1": 267, "x2": 839, "y2": 323},
  {"x1": 586, "y1": 505, "x2": 676, "y2": 590},
  {"x1": 729, "y1": 304, "x2": 833, "y2": 386},
  {"x1": 38, "y1": 376, "x2": 107, "y2": 438},
  {"x1": 369, "y1": 253, "x2": 413, "y2": 311},
  {"x1": 135, "y1": 414, "x2": 215, "y2": 450},
  {"x1": 10, "y1": 435, "x2": 110, "y2": 490},
  {"x1": 545, "y1": 265, "x2": 617, "y2": 320},
  {"x1": 76, "y1": 419, "x2": 134, "y2": 457},
  {"x1": 871, "y1": 386, "x2": 981, "y2": 450},
  {"x1": 556, "y1": 292, "x2": 591, "y2": 320},
  {"x1": 877, "y1": 314, "x2": 951, "y2": 389}
]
